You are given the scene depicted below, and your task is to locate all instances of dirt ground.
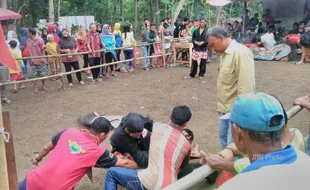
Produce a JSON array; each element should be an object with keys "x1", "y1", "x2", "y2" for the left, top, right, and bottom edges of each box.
[{"x1": 4, "y1": 60, "x2": 310, "y2": 190}]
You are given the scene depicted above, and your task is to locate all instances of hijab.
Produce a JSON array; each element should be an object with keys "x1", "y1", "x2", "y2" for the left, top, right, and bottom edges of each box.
[
  {"x1": 48, "y1": 24, "x2": 60, "y2": 43},
  {"x1": 7, "y1": 30, "x2": 20, "y2": 47},
  {"x1": 77, "y1": 26, "x2": 87, "y2": 40},
  {"x1": 113, "y1": 23, "x2": 121, "y2": 35},
  {"x1": 96, "y1": 23, "x2": 102, "y2": 34},
  {"x1": 59, "y1": 29, "x2": 76, "y2": 49},
  {"x1": 102, "y1": 24, "x2": 114, "y2": 38},
  {"x1": 19, "y1": 28, "x2": 28, "y2": 45}
]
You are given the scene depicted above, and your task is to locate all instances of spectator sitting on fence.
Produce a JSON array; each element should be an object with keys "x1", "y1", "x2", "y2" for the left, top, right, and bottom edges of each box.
[
  {"x1": 18, "y1": 112, "x2": 139, "y2": 190},
  {"x1": 105, "y1": 106, "x2": 192, "y2": 190},
  {"x1": 110, "y1": 113, "x2": 153, "y2": 168},
  {"x1": 8, "y1": 40, "x2": 26, "y2": 93},
  {"x1": 200, "y1": 93, "x2": 310, "y2": 190}
]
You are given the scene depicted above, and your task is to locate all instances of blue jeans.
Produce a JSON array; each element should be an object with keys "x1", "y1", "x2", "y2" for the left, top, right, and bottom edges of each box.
[
  {"x1": 219, "y1": 113, "x2": 234, "y2": 149},
  {"x1": 105, "y1": 167, "x2": 146, "y2": 190},
  {"x1": 123, "y1": 49, "x2": 134, "y2": 69},
  {"x1": 307, "y1": 128, "x2": 310, "y2": 156},
  {"x1": 18, "y1": 178, "x2": 26, "y2": 190},
  {"x1": 142, "y1": 45, "x2": 150, "y2": 68}
]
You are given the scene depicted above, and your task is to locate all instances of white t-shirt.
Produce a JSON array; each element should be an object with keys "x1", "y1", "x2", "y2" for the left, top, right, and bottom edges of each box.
[
  {"x1": 122, "y1": 32, "x2": 135, "y2": 50},
  {"x1": 261, "y1": 33, "x2": 276, "y2": 50}
]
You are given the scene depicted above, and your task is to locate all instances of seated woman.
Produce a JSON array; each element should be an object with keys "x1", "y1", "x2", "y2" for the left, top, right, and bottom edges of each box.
[
  {"x1": 110, "y1": 113, "x2": 153, "y2": 169},
  {"x1": 249, "y1": 29, "x2": 291, "y2": 61}
]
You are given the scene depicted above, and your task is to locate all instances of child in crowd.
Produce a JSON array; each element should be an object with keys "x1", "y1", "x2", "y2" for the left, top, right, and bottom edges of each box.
[
  {"x1": 154, "y1": 35, "x2": 163, "y2": 68},
  {"x1": 163, "y1": 23, "x2": 173, "y2": 64},
  {"x1": 8, "y1": 40, "x2": 26, "y2": 93},
  {"x1": 46, "y1": 34, "x2": 64, "y2": 90}
]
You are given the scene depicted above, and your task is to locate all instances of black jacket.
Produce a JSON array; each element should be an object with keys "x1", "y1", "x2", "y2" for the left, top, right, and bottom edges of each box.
[
  {"x1": 192, "y1": 27, "x2": 208, "y2": 52},
  {"x1": 110, "y1": 118, "x2": 153, "y2": 168}
]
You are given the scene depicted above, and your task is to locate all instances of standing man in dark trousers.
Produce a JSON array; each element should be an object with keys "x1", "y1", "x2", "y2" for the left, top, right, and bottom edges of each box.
[{"x1": 190, "y1": 17, "x2": 208, "y2": 79}]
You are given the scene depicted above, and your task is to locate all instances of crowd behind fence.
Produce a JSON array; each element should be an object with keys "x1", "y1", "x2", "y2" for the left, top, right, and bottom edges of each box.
[{"x1": 2, "y1": 39, "x2": 183, "y2": 87}]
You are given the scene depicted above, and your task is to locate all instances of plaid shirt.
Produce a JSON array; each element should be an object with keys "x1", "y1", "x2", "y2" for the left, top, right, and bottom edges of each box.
[
  {"x1": 27, "y1": 37, "x2": 47, "y2": 65},
  {"x1": 87, "y1": 32, "x2": 101, "y2": 58}
]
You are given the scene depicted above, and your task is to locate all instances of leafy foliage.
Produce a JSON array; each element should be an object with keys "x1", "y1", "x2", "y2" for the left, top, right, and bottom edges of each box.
[{"x1": 6, "y1": 0, "x2": 263, "y2": 31}]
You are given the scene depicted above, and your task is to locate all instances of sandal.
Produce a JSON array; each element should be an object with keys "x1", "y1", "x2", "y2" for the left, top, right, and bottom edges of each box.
[
  {"x1": 19, "y1": 85, "x2": 26, "y2": 90},
  {"x1": 12, "y1": 89, "x2": 19, "y2": 93},
  {"x1": 80, "y1": 81, "x2": 85, "y2": 85},
  {"x1": 295, "y1": 62, "x2": 304, "y2": 65},
  {"x1": 112, "y1": 73, "x2": 117, "y2": 77},
  {"x1": 68, "y1": 83, "x2": 74, "y2": 87},
  {"x1": 33, "y1": 89, "x2": 40, "y2": 94},
  {"x1": 41, "y1": 87, "x2": 48, "y2": 92}
]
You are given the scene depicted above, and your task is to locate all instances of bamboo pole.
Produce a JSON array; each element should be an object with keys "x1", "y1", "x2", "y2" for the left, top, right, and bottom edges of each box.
[
  {"x1": 3, "y1": 112, "x2": 18, "y2": 190},
  {"x1": 163, "y1": 105, "x2": 304, "y2": 190},
  {"x1": 0, "y1": 91, "x2": 9, "y2": 190}
]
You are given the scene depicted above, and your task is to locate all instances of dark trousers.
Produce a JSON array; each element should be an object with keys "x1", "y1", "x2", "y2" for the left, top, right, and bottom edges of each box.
[
  {"x1": 190, "y1": 59, "x2": 207, "y2": 77},
  {"x1": 63, "y1": 61, "x2": 82, "y2": 83},
  {"x1": 83, "y1": 54, "x2": 89, "y2": 68},
  {"x1": 178, "y1": 162, "x2": 219, "y2": 184},
  {"x1": 105, "y1": 52, "x2": 114, "y2": 72},
  {"x1": 123, "y1": 49, "x2": 134, "y2": 68},
  {"x1": 89, "y1": 57, "x2": 101, "y2": 79},
  {"x1": 115, "y1": 50, "x2": 121, "y2": 61}
]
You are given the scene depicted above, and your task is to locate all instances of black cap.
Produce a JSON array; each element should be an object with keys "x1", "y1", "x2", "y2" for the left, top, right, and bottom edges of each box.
[
  {"x1": 121, "y1": 113, "x2": 145, "y2": 133},
  {"x1": 8, "y1": 40, "x2": 17, "y2": 48}
]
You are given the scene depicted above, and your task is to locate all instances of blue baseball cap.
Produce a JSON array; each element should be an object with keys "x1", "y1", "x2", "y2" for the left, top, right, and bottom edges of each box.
[{"x1": 224, "y1": 93, "x2": 285, "y2": 132}]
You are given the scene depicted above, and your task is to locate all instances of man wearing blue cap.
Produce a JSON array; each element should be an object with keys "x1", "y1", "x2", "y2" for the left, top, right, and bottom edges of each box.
[{"x1": 202, "y1": 92, "x2": 310, "y2": 189}]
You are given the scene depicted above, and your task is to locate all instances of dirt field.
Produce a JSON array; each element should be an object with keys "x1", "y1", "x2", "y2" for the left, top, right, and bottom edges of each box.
[{"x1": 4, "y1": 60, "x2": 310, "y2": 190}]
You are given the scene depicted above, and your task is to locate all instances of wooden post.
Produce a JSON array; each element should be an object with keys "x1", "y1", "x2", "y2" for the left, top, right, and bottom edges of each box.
[
  {"x1": 133, "y1": 43, "x2": 137, "y2": 71},
  {"x1": 242, "y1": 2, "x2": 247, "y2": 33},
  {"x1": 3, "y1": 112, "x2": 18, "y2": 190},
  {"x1": 161, "y1": 32, "x2": 166, "y2": 68},
  {"x1": 0, "y1": 91, "x2": 9, "y2": 190}
]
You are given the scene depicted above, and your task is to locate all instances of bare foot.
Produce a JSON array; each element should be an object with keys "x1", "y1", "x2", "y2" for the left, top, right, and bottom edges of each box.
[{"x1": 295, "y1": 62, "x2": 304, "y2": 65}]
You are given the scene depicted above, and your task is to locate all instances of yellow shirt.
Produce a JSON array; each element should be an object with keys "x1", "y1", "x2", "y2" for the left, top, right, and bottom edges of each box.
[
  {"x1": 9, "y1": 48, "x2": 22, "y2": 74},
  {"x1": 217, "y1": 40, "x2": 255, "y2": 113},
  {"x1": 46, "y1": 42, "x2": 57, "y2": 63}
]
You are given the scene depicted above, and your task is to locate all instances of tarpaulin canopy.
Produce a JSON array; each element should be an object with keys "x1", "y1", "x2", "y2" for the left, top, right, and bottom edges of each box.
[
  {"x1": 207, "y1": 0, "x2": 251, "y2": 6},
  {"x1": 0, "y1": 8, "x2": 21, "y2": 21}
]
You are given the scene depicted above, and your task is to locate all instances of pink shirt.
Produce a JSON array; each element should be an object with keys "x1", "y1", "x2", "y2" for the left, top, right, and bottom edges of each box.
[
  {"x1": 27, "y1": 37, "x2": 47, "y2": 65},
  {"x1": 26, "y1": 128, "x2": 105, "y2": 190}
]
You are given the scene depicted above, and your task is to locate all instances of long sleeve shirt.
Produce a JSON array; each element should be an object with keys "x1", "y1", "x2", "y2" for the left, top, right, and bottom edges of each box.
[
  {"x1": 142, "y1": 29, "x2": 155, "y2": 43},
  {"x1": 217, "y1": 40, "x2": 256, "y2": 113}
]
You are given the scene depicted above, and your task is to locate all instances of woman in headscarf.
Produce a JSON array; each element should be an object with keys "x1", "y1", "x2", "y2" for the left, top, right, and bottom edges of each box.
[
  {"x1": 48, "y1": 24, "x2": 60, "y2": 43},
  {"x1": 58, "y1": 29, "x2": 84, "y2": 87},
  {"x1": 41, "y1": 29, "x2": 48, "y2": 44},
  {"x1": 19, "y1": 28, "x2": 29, "y2": 79},
  {"x1": 113, "y1": 23, "x2": 123, "y2": 71},
  {"x1": 76, "y1": 26, "x2": 90, "y2": 75},
  {"x1": 101, "y1": 24, "x2": 117, "y2": 77},
  {"x1": 7, "y1": 30, "x2": 20, "y2": 47}
]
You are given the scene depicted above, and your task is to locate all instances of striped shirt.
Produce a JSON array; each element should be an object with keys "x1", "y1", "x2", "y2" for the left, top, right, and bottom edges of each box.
[{"x1": 138, "y1": 122, "x2": 191, "y2": 190}]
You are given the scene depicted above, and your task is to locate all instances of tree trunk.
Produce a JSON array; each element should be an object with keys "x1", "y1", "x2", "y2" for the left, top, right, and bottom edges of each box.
[
  {"x1": 165, "y1": 3, "x2": 168, "y2": 18},
  {"x1": 134, "y1": 0, "x2": 137, "y2": 34},
  {"x1": 149, "y1": 0, "x2": 155, "y2": 23},
  {"x1": 156, "y1": 0, "x2": 160, "y2": 25},
  {"x1": 58, "y1": 0, "x2": 61, "y2": 21},
  {"x1": 120, "y1": 0, "x2": 124, "y2": 22},
  {"x1": 0, "y1": 0, "x2": 7, "y2": 8},
  {"x1": 214, "y1": 6, "x2": 222, "y2": 25},
  {"x1": 113, "y1": 0, "x2": 117, "y2": 23},
  {"x1": 48, "y1": 0, "x2": 55, "y2": 22},
  {"x1": 171, "y1": 0, "x2": 188, "y2": 25},
  {"x1": 18, "y1": 0, "x2": 26, "y2": 26}
]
